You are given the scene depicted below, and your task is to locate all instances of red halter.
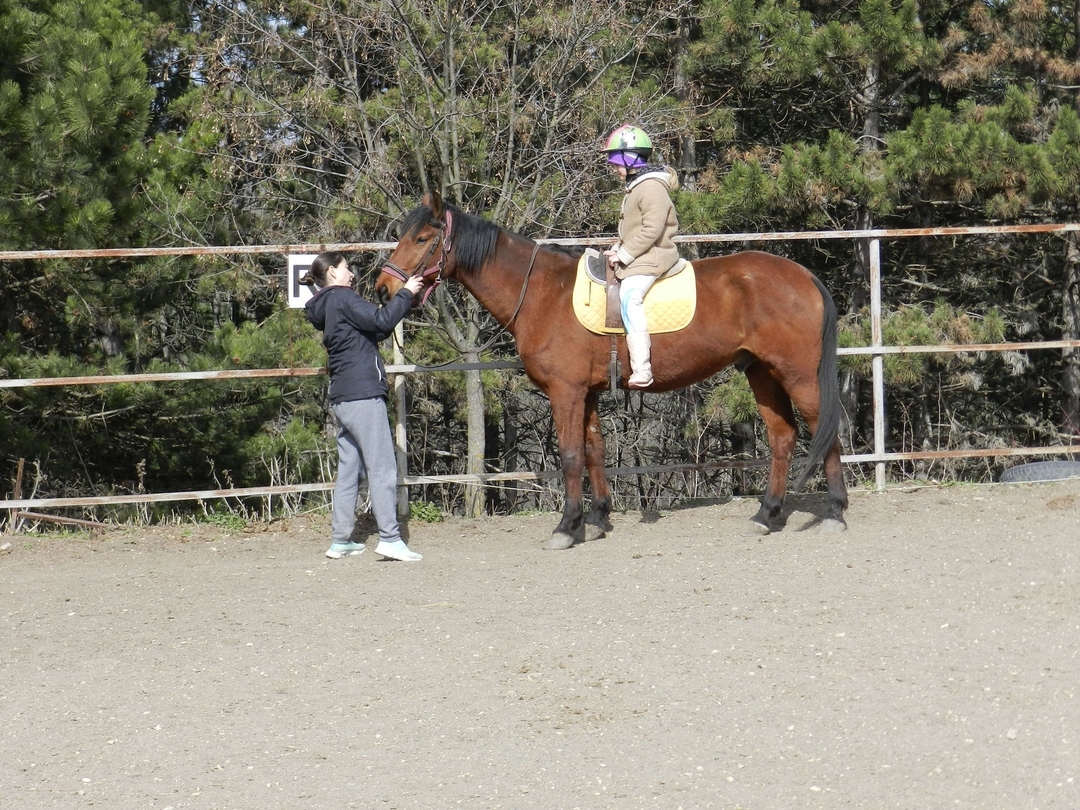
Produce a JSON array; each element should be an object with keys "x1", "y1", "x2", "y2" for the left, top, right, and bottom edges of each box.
[{"x1": 381, "y1": 210, "x2": 453, "y2": 306}]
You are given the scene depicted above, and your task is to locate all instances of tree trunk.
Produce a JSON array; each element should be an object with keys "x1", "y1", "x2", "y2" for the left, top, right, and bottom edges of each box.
[
  {"x1": 840, "y1": 57, "x2": 883, "y2": 454},
  {"x1": 501, "y1": 394, "x2": 519, "y2": 513},
  {"x1": 431, "y1": 285, "x2": 490, "y2": 517},
  {"x1": 461, "y1": 295, "x2": 487, "y2": 518},
  {"x1": 1062, "y1": 234, "x2": 1080, "y2": 434},
  {"x1": 464, "y1": 359, "x2": 486, "y2": 517},
  {"x1": 674, "y1": 10, "x2": 699, "y2": 260},
  {"x1": 1066, "y1": 0, "x2": 1080, "y2": 435}
]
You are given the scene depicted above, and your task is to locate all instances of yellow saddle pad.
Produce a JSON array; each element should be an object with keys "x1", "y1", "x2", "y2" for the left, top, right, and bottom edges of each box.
[{"x1": 572, "y1": 251, "x2": 696, "y2": 335}]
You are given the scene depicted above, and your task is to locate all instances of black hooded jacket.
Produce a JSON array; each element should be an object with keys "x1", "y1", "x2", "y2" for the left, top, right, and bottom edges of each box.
[{"x1": 304, "y1": 284, "x2": 415, "y2": 404}]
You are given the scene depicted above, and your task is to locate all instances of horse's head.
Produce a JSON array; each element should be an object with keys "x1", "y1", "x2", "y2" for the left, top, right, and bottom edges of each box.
[{"x1": 376, "y1": 190, "x2": 454, "y2": 305}]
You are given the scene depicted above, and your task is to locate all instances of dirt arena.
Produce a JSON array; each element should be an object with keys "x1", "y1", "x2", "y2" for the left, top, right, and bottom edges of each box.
[{"x1": 2, "y1": 479, "x2": 1078, "y2": 809}]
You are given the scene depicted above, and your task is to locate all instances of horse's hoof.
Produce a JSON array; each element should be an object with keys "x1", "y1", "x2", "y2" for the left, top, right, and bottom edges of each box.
[
  {"x1": 544, "y1": 532, "x2": 576, "y2": 550},
  {"x1": 583, "y1": 523, "x2": 607, "y2": 542},
  {"x1": 820, "y1": 518, "x2": 847, "y2": 533},
  {"x1": 744, "y1": 520, "x2": 771, "y2": 537}
]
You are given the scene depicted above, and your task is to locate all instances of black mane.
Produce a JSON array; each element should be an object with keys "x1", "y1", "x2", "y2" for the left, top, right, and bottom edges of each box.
[
  {"x1": 399, "y1": 203, "x2": 500, "y2": 276},
  {"x1": 398, "y1": 203, "x2": 584, "y2": 274}
]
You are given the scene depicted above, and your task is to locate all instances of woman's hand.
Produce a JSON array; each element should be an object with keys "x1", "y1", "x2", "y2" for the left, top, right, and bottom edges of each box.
[{"x1": 403, "y1": 275, "x2": 426, "y2": 296}]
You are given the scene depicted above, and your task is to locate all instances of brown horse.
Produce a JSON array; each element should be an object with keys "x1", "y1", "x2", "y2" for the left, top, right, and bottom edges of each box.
[{"x1": 377, "y1": 190, "x2": 848, "y2": 549}]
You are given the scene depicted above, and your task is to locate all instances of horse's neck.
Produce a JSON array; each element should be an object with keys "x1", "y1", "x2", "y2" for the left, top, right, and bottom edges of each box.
[{"x1": 457, "y1": 235, "x2": 552, "y2": 328}]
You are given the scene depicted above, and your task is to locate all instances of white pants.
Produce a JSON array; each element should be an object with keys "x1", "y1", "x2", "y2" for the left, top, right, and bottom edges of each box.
[{"x1": 619, "y1": 274, "x2": 657, "y2": 333}]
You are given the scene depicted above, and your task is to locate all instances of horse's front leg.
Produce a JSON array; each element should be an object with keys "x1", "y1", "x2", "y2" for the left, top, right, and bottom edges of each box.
[
  {"x1": 544, "y1": 384, "x2": 589, "y2": 550},
  {"x1": 583, "y1": 391, "x2": 613, "y2": 541}
]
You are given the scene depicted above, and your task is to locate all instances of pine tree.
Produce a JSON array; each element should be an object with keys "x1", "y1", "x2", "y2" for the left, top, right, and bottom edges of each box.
[
  {"x1": 1, "y1": 0, "x2": 291, "y2": 503},
  {"x1": 1, "y1": 0, "x2": 156, "y2": 355},
  {"x1": 682, "y1": 0, "x2": 1080, "y2": 452}
]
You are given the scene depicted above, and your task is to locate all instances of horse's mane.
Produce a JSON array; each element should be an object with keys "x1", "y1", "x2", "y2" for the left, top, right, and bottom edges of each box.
[{"x1": 399, "y1": 203, "x2": 583, "y2": 275}]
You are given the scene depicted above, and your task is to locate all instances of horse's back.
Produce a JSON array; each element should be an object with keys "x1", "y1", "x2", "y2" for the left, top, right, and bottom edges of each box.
[
  {"x1": 691, "y1": 250, "x2": 828, "y2": 356},
  {"x1": 696, "y1": 249, "x2": 820, "y2": 291},
  {"x1": 696, "y1": 249, "x2": 823, "y2": 309}
]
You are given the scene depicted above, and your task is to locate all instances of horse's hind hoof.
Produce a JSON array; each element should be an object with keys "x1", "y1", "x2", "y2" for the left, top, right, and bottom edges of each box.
[
  {"x1": 544, "y1": 532, "x2": 576, "y2": 550},
  {"x1": 744, "y1": 520, "x2": 771, "y2": 537},
  {"x1": 820, "y1": 518, "x2": 847, "y2": 533}
]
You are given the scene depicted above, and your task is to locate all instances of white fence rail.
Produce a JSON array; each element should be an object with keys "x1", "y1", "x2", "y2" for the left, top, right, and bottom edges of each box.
[{"x1": 4, "y1": 223, "x2": 1080, "y2": 519}]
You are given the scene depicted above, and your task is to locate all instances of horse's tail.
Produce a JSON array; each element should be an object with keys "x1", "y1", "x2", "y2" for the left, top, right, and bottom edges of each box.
[{"x1": 792, "y1": 274, "x2": 841, "y2": 493}]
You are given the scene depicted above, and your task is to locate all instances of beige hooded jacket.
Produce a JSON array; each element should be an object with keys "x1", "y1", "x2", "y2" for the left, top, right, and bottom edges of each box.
[{"x1": 613, "y1": 165, "x2": 680, "y2": 279}]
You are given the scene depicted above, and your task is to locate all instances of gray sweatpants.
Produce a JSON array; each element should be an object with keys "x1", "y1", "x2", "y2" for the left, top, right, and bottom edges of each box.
[{"x1": 330, "y1": 397, "x2": 401, "y2": 544}]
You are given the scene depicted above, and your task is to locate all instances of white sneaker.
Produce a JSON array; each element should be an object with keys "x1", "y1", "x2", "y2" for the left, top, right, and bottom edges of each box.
[{"x1": 374, "y1": 540, "x2": 423, "y2": 561}]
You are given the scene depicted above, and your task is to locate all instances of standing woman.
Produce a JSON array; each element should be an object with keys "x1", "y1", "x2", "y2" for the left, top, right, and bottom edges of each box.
[
  {"x1": 302, "y1": 252, "x2": 425, "y2": 561},
  {"x1": 601, "y1": 124, "x2": 681, "y2": 388}
]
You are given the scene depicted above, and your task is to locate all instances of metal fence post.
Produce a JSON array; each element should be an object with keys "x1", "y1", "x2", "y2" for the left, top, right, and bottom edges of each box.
[{"x1": 869, "y1": 237, "x2": 886, "y2": 490}]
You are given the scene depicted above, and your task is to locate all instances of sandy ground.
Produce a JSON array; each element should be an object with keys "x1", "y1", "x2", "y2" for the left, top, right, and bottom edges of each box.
[{"x1": 1, "y1": 479, "x2": 1078, "y2": 810}]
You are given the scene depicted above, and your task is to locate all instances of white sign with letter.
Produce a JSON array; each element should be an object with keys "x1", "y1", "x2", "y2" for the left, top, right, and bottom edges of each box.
[{"x1": 287, "y1": 254, "x2": 319, "y2": 308}]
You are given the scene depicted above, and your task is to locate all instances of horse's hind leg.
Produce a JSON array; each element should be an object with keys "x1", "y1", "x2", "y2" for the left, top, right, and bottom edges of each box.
[
  {"x1": 744, "y1": 365, "x2": 798, "y2": 534},
  {"x1": 583, "y1": 391, "x2": 613, "y2": 540},
  {"x1": 787, "y1": 380, "x2": 849, "y2": 532},
  {"x1": 820, "y1": 441, "x2": 848, "y2": 531}
]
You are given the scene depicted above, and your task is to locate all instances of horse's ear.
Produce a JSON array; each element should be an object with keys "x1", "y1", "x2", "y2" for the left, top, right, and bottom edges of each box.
[{"x1": 423, "y1": 189, "x2": 444, "y2": 219}]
